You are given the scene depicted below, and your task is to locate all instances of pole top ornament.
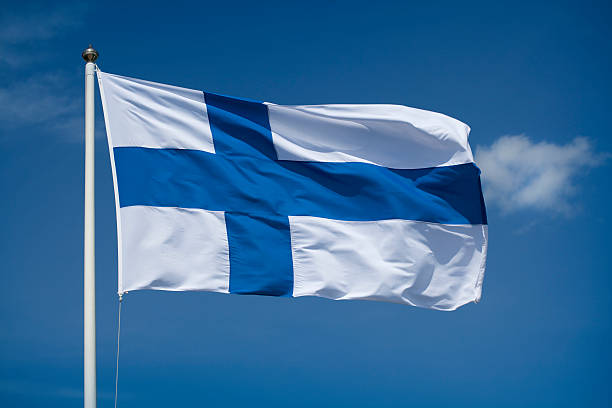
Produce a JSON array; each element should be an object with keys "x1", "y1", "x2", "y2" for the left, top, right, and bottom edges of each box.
[{"x1": 82, "y1": 44, "x2": 98, "y2": 63}]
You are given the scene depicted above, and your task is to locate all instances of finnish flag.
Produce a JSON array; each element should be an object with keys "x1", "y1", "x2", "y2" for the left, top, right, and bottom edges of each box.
[{"x1": 98, "y1": 70, "x2": 488, "y2": 311}]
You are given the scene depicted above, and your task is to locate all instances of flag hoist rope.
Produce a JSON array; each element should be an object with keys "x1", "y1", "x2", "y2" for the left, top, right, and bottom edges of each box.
[{"x1": 114, "y1": 294, "x2": 123, "y2": 408}]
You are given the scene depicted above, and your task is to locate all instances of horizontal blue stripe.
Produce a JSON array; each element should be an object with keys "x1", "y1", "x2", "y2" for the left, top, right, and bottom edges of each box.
[{"x1": 114, "y1": 147, "x2": 487, "y2": 225}]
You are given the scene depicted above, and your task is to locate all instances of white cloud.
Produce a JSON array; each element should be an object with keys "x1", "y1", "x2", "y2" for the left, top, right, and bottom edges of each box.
[{"x1": 476, "y1": 135, "x2": 607, "y2": 214}]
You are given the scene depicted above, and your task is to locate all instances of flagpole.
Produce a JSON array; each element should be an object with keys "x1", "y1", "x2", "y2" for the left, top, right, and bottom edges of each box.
[{"x1": 82, "y1": 44, "x2": 98, "y2": 408}]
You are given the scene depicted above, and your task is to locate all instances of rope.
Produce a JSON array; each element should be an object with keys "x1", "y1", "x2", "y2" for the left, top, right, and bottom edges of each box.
[{"x1": 114, "y1": 293, "x2": 123, "y2": 408}]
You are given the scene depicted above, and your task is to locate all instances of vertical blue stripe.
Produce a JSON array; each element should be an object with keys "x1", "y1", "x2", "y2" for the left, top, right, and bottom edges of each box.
[
  {"x1": 205, "y1": 94, "x2": 293, "y2": 295},
  {"x1": 225, "y1": 213, "x2": 293, "y2": 296},
  {"x1": 204, "y1": 92, "x2": 277, "y2": 160}
]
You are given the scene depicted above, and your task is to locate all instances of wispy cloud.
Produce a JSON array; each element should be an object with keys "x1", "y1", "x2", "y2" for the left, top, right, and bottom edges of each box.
[
  {"x1": 0, "y1": 71, "x2": 88, "y2": 142},
  {"x1": 476, "y1": 135, "x2": 607, "y2": 214},
  {"x1": 0, "y1": 4, "x2": 87, "y2": 68},
  {"x1": 0, "y1": 4, "x2": 93, "y2": 142},
  {"x1": 0, "y1": 74, "x2": 80, "y2": 126}
]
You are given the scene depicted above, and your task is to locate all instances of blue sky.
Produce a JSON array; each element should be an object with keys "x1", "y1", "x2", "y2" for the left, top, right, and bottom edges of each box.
[{"x1": 1, "y1": 1, "x2": 611, "y2": 406}]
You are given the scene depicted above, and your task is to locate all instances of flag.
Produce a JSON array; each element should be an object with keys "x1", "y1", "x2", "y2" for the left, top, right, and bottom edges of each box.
[{"x1": 97, "y1": 70, "x2": 488, "y2": 311}]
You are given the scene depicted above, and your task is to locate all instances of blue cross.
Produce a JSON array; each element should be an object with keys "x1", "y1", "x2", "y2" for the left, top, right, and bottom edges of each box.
[{"x1": 114, "y1": 92, "x2": 487, "y2": 297}]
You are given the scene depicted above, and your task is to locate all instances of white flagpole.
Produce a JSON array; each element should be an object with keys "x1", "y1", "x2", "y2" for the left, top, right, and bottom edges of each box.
[{"x1": 82, "y1": 44, "x2": 98, "y2": 408}]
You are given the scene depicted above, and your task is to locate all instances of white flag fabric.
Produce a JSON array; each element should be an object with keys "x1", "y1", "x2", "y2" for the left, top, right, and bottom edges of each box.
[{"x1": 98, "y1": 70, "x2": 488, "y2": 311}]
